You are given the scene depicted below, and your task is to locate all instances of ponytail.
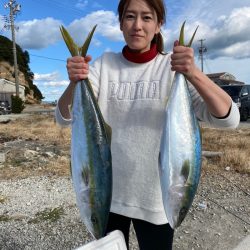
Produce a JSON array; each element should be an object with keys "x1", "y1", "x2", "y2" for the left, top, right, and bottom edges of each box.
[{"x1": 153, "y1": 33, "x2": 165, "y2": 54}]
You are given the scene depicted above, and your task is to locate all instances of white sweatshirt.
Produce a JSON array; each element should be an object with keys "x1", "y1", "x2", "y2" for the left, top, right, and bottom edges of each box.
[{"x1": 56, "y1": 52, "x2": 240, "y2": 225}]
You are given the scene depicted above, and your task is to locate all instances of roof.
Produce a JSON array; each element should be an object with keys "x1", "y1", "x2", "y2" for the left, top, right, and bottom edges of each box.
[
  {"x1": 206, "y1": 72, "x2": 246, "y2": 85},
  {"x1": 206, "y1": 72, "x2": 227, "y2": 78},
  {"x1": 218, "y1": 79, "x2": 245, "y2": 85}
]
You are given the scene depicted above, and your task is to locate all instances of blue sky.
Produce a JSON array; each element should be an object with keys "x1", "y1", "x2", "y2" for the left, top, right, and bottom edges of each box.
[{"x1": 1, "y1": 0, "x2": 250, "y2": 101}]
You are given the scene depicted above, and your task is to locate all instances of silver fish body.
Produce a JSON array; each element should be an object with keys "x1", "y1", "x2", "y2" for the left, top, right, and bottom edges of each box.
[
  {"x1": 71, "y1": 79, "x2": 112, "y2": 239},
  {"x1": 159, "y1": 73, "x2": 202, "y2": 229}
]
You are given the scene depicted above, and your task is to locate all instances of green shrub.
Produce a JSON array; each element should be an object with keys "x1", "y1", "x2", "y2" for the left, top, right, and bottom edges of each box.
[{"x1": 11, "y1": 95, "x2": 25, "y2": 113}]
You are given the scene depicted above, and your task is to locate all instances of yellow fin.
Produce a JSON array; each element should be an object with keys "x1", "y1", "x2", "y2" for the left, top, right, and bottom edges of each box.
[
  {"x1": 81, "y1": 25, "x2": 97, "y2": 57},
  {"x1": 104, "y1": 123, "x2": 112, "y2": 146},
  {"x1": 181, "y1": 159, "x2": 190, "y2": 182},
  {"x1": 60, "y1": 25, "x2": 79, "y2": 56},
  {"x1": 178, "y1": 21, "x2": 199, "y2": 47}
]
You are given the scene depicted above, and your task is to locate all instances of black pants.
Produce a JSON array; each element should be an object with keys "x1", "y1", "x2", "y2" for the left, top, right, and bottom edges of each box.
[{"x1": 105, "y1": 212, "x2": 174, "y2": 250}]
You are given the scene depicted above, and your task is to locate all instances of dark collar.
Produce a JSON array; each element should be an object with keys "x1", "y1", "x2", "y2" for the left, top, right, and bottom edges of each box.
[{"x1": 122, "y1": 43, "x2": 158, "y2": 63}]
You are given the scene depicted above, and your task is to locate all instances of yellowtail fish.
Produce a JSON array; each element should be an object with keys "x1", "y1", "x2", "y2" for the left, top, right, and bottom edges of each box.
[
  {"x1": 159, "y1": 22, "x2": 201, "y2": 229},
  {"x1": 60, "y1": 25, "x2": 112, "y2": 239}
]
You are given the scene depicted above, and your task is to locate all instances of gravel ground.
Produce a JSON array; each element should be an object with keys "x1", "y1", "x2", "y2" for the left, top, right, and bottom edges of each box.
[
  {"x1": 0, "y1": 111, "x2": 249, "y2": 249},
  {"x1": 0, "y1": 170, "x2": 249, "y2": 250}
]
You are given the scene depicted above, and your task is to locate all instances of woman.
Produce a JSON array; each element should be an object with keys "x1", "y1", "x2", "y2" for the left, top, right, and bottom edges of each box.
[{"x1": 56, "y1": 0, "x2": 240, "y2": 249}]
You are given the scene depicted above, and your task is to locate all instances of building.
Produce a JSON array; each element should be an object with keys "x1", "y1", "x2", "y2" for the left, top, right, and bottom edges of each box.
[
  {"x1": 0, "y1": 78, "x2": 25, "y2": 104},
  {"x1": 207, "y1": 72, "x2": 245, "y2": 86}
]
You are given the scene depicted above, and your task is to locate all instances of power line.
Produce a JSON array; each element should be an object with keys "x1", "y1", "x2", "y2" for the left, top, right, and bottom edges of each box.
[
  {"x1": 29, "y1": 54, "x2": 66, "y2": 62},
  {"x1": 204, "y1": 55, "x2": 212, "y2": 74},
  {"x1": 0, "y1": 48, "x2": 66, "y2": 62}
]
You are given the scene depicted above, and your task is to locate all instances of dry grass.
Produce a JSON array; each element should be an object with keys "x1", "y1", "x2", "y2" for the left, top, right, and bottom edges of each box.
[
  {"x1": 201, "y1": 125, "x2": 250, "y2": 175},
  {"x1": 0, "y1": 114, "x2": 71, "y2": 144},
  {"x1": 0, "y1": 114, "x2": 71, "y2": 179},
  {"x1": 0, "y1": 114, "x2": 249, "y2": 178}
]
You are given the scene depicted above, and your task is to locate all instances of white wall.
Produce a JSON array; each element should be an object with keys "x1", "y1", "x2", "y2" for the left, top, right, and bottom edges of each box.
[{"x1": 0, "y1": 79, "x2": 25, "y2": 103}]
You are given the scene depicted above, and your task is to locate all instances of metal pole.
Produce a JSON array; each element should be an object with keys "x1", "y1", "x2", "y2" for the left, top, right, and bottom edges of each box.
[
  {"x1": 198, "y1": 39, "x2": 207, "y2": 73},
  {"x1": 9, "y1": 1, "x2": 19, "y2": 97},
  {"x1": 4, "y1": 0, "x2": 21, "y2": 97}
]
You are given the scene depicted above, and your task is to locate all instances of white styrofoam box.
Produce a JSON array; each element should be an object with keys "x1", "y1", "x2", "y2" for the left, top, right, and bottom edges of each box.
[{"x1": 76, "y1": 230, "x2": 127, "y2": 250}]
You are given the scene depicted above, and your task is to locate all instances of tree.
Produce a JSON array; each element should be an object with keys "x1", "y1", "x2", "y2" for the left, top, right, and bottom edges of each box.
[{"x1": 0, "y1": 35, "x2": 44, "y2": 102}]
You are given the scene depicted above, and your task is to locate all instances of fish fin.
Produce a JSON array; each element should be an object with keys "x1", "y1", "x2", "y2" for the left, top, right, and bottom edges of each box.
[
  {"x1": 178, "y1": 21, "x2": 199, "y2": 47},
  {"x1": 69, "y1": 161, "x2": 72, "y2": 177},
  {"x1": 181, "y1": 159, "x2": 190, "y2": 182},
  {"x1": 104, "y1": 123, "x2": 112, "y2": 146},
  {"x1": 60, "y1": 24, "x2": 97, "y2": 57},
  {"x1": 82, "y1": 167, "x2": 90, "y2": 186},
  {"x1": 81, "y1": 25, "x2": 97, "y2": 57},
  {"x1": 177, "y1": 206, "x2": 189, "y2": 227},
  {"x1": 187, "y1": 25, "x2": 199, "y2": 47},
  {"x1": 179, "y1": 21, "x2": 186, "y2": 46},
  {"x1": 60, "y1": 25, "x2": 79, "y2": 56},
  {"x1": 158, "y1": 152, "x2": 163, "y2": 173}
]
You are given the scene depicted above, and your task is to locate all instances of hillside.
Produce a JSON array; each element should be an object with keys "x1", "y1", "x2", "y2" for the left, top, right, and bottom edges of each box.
[{"x1": 0, "y1": 35, "x2": 43, "y2": 103}]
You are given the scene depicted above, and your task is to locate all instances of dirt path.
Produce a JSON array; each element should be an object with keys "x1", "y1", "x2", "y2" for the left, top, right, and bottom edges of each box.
[{"x1": 0, "y1": 164, "x2": 249, "y2": 249}]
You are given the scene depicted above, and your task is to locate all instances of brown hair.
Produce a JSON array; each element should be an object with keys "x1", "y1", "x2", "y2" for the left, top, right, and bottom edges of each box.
[{"x1": 118, "y1": 0, "x2": 166, "y2": 53}]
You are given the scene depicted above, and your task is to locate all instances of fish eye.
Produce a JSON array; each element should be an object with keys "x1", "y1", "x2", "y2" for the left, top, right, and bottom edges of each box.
[
  {"x1": 91, "y1": 214, "x2": 98, "y2": 224},
  {"x1": 179, "y1": 207, "x2": 188, "y2": 219}
]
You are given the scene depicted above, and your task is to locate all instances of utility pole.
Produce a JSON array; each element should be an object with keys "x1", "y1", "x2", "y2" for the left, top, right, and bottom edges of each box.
[
  {"x1": 4, "y1": 0, "x2": 21, "y2": 97},
  {"x1": 198, "y1": 39, "x2": 207, "y2": 72}
]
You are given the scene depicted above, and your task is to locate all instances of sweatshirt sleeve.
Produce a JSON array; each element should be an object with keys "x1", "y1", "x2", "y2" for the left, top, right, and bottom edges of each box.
[
  {"x1": 55, "y1": 104, "x2": 71, "y2": 127},
  {"x1": 89, "y1": 55, "x2": 103, "y2": 98},
  {"x1": 188, "y1": 82, "x2": 240, "y2": 129}
]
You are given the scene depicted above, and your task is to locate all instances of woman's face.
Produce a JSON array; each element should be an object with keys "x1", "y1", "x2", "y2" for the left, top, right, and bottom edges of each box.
[{"x1": 120, "y1": 0, "x2": 161, "y2": 53}]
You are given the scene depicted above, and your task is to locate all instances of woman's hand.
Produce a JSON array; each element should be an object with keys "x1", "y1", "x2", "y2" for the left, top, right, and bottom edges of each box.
[
  {"x1": 66, "y1": 55, "x2": 92, "y2": 83},
  {"x1": 170, "y1": 40, "x2": 197, "y2": 80},
  {"x1": 171, "y1": 41, "x2": 234, "y2": 119},
  {"x1": 57, "y1": 55, "x2": 92, "y2": 119}
]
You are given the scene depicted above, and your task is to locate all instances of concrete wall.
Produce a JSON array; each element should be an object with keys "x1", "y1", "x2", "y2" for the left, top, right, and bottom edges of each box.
[{"x1": 0, "y1": 79, "x2": 25, "y2": 103}]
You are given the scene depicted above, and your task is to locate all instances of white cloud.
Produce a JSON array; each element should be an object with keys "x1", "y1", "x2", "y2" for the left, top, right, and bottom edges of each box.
[
  {"x1": 15, "y1": 18, "x2": 62, "y2": 49},
  {"x1": 34, "y1": 72, "x2": 68, "y2": 87},
  {"x1": 162, "y1": 0, "x2": 250, "y2": 83},
  {"x1": 68, "y1": 10, "x2": 123, "y2": 45},
  {"x1": 220, "y1": 41, "x2": 250, "y2": 59},
  {"x1": 34, "y1": 71, "x2": 61, "y2": 81},
  {"x1": 75, "y1": 0, "x2": 88, "y2": 10},
  {"x1": 202, "y1": 57, "x2": 250, "y2": 84},
  {"x1": 205, "y1": 7, "x2": 250, "y2": 59},
  {"x1": 43, "y1": 80, "x2": 69, "y2": 87},
  {"x1": 41, "y1": 88, "x2": 64, "y2": 101},
  {"x1": 104, "y1": 47, "x2": 112, "y2": 53},
  {"x1": 164, "y1": 5, "x2": 250, "y2": 59},
  {"x1": 11, "y1": 10, "x2": 122, "y2": 50}
]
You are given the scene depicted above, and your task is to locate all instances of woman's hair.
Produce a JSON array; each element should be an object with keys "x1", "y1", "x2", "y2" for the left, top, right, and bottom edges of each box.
[{"x1": 118, "y1": 0, "x2": 166, "y2": 53}]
